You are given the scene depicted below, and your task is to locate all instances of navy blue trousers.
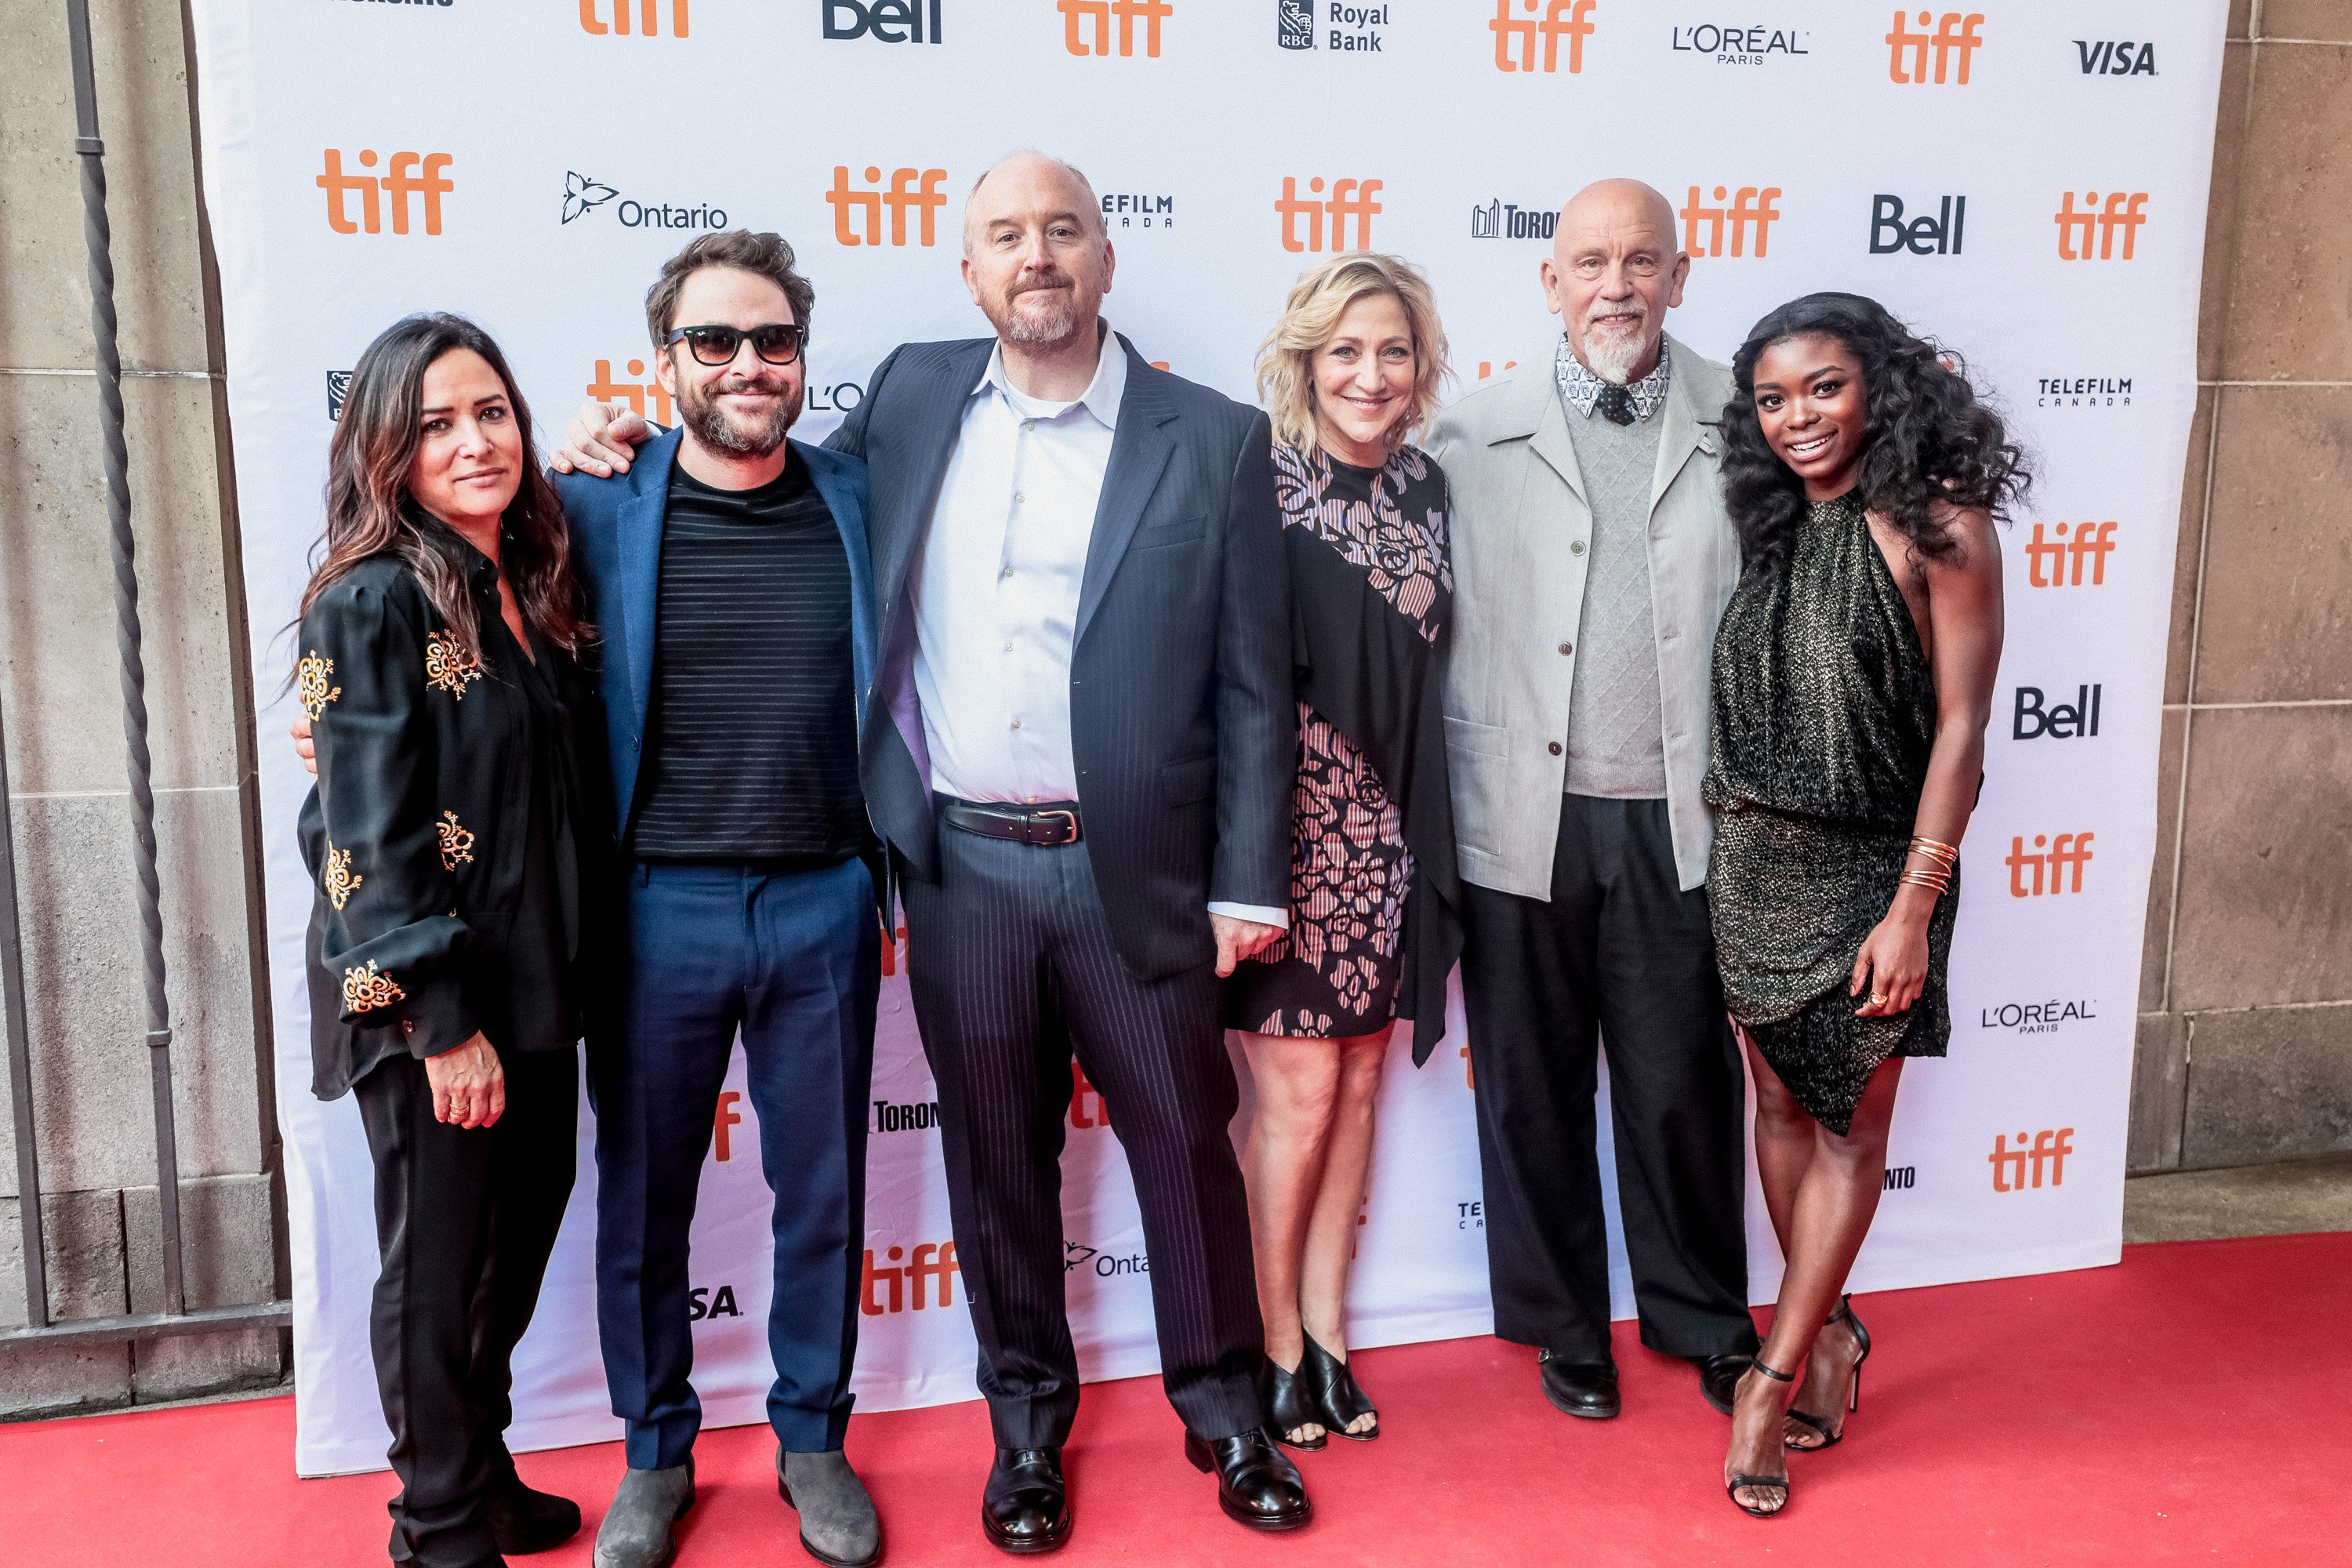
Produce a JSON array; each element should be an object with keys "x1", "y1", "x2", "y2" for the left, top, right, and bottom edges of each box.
[{"x1": 590, "y1": 857, "x2": 879, "y2": 1468}]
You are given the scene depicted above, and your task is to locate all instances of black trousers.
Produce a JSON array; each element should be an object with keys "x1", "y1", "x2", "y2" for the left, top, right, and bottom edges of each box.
[
  {"x1": 1458, "y1": 794, "x2": 1756, "y2": 1365},
  {"x1": 356, "y1": 1047, "x2": 578, "y2": 1568},
  {"x1": 900, "y1": 814, "x2": 1265, "y2": 1450}
]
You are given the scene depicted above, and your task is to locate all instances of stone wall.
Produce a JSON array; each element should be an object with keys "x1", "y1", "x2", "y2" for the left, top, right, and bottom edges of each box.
[
  {"x1": 0, "y1": 0, "x2": 282, "y2": 1414},
  {"x1": 2132, "y1": 2, "x2": 2352, "y2": 1174}
]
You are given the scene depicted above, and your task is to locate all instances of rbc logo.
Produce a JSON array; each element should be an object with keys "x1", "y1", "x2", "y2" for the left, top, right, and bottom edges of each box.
[
  {"x1": 827, "y1": 166, "x2": 949, "y2": 246},
  {"x1": 1062, "y1": 0, "x2": 1170, "y2": 56},
  {"x1": 1680, "y1": 185, "x2": 1782, "y2": 257},
  {"x1": 1885, "y1": 10, "x2": 1984, "y2": 83},
  {"x1": 825, "y1": 0, "x2": 942, "y2": 42},
  {"x1": 1276, "y1": 176, "x2": 1383, "y2": 252},
  {"x1": 579, "y1": 0, "x2": 687, "y2": 35},
  {"x1": 316, "y1": 150, "x2": 452, "y2": 235},
  {"x1": 1490, "y1": 0, "x2": 1595, "y2": 74},
  {"x1": 2053, "y1": 191, "x2": 2148, "y2": 260}
]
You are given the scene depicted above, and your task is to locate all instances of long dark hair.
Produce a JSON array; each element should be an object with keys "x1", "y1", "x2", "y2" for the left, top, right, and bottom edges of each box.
[
  {"x1": 299, "y1": 313, "x2": 590, "y2": 664},
  {"x1": 1720, "y1": 292, "x2": 2030, "y2": 571}
]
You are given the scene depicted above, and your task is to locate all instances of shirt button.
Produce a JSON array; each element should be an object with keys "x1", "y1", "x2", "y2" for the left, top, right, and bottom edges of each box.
[
  {"x1": 1004, "y1": 642, "x2": 1014, "y2": 652},
  {"x1": 1570, "y1": 540, "x2": 1587, "y2": 555},
  {"x1": 1559, "y1": 642, "x2": 1573, "y2": 656},
  {"x1": 1002, "y1": 566, "x2": 1014, "y2": 578},
  {"x1": 1011, "y1": 718, "x2": 1023, "y2": 730},
  {"x1": 1014, "y1": 492, "x2": 1025, "y2": 504},
  {"x1": 1548, "y1": 742, "x2": 1563, "y2": 756}
]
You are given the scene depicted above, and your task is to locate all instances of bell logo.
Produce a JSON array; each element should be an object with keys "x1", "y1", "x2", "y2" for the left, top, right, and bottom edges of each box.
[
  {"x1": 579, "y1": 0, "x2": 688, "y2": 35},
  {"x1": 1886, "y1": 10, "x2": 1984, "y2": 83},
  {"x1": 824, "y1": 0, "x2": 942, "y2": 42},
  {"x1": 2006, "y1": 832, "x2": 2094, "y2": 898},
  {"x1": 2024, "y1": 521, "x2": 2117, "y2": 588},
  {"x1": 827, "y1": 166, "x2": 949, "y2": 247},
  {"x1": 1869, "y1": 194, "x2": 1966, "y2": 256},
  {"x1": 317, "y1": 150, "x2": 453, "y2": 236},
  {"x1": 1989, "y1": 1128, "x2": 2074, "y2": 1192},
  {"x1": 586, "y1": 358, "x2": 676, "y2": 427},
  {"x1": 2054, "y1": 191, "x2": 2148, "y2": 260},
  {"x1": 1276, "y1": 176, "x2": 1383, "y2": 253},
  {"x1": 1491, "y1": 0, "x2": 1595, "y2": 74},
  {"x1": 1061, "y1": 0, "x2": 1170, "y2": 56},
  {"x1": 1679, "y1": 184, "x2": 1782, "y2": 257},
  {"x1": 861, "y1": 1242, "x2": 961, "y2": 1314}
]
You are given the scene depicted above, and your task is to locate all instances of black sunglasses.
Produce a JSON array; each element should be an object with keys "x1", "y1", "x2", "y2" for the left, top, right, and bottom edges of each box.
[{"x1": 665, "y1": 323, "x2": 805, "y2": 367}]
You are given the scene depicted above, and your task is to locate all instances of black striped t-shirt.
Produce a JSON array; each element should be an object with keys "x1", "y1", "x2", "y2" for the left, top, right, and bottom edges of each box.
[{"x1": 630, "y1": 452, "x2": 865, "y2": 861}]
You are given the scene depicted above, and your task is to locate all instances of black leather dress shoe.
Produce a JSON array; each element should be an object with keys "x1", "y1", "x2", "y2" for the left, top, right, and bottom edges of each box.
[
  {"x1": 1182, "y1": 1428, "x2": 1311, "y2": 1531},
  {"x1": 1696, "y1": 1353, "x2": 1755, "y2": 1417},
  {"x1": 486, "y1": 1474, "x2": 583, "y2": 1555},
  {"x1": 1537, "y1": 1349, "x2": 1621, "y2": 1419},
  {"x1": 982, "y1": 1446, "x2": 1070, "y2": 1554}
]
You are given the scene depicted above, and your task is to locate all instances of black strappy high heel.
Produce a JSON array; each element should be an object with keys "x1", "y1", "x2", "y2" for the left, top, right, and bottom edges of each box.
[
  {"x1": 1265, "y1": 1354, "x2": 1327, "y2": 1450},
  {"x1": 1726, "y1": 1358, "x2": 1795, "y2": 1519},
  {"x1": 1784, "y1": 1296, "x2": 1872, "y2": 1452},
  {"x1": 1300, "y1": 1332, "x2": 1379, "y2": 1441}
]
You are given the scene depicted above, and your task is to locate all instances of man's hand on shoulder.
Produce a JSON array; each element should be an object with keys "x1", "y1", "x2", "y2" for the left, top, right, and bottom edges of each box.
[{"x1": 548, "y1": 401, "x2": 653, "y2": 477}]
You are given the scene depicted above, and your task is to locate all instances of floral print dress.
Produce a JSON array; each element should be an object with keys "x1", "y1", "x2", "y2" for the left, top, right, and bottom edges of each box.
[{"x1": 1226, "y1": 441, "x2": 1460, "y2": 1045}]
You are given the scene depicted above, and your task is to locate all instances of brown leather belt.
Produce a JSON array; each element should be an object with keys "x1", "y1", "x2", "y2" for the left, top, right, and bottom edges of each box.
[{"x1": 941, "y1": 799, "x2": 1083, "y2": 848}]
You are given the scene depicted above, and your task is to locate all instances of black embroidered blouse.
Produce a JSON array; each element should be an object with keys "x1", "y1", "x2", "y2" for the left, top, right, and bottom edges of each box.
[{"x1": 296, "y1": 539, "x2": 612, "y2": 1100}]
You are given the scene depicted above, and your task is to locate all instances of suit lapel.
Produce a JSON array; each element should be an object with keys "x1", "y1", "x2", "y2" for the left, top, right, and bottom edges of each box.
[
  {"x1": 1075, "y1": 343, "x2": 1177, "y2": 648},
  {"x1": 1525, "y1": 357, "x2": 1588, "y2": 507},
  {"x1": 1649, "y1": 332, "x2": 1709, "y2": 514},
  {"x1": 878, "y1": 339, "x2": 995, "y2": 608},
  {"x1": 615, "y1": 428, "x2": 683, "y2": 750}
]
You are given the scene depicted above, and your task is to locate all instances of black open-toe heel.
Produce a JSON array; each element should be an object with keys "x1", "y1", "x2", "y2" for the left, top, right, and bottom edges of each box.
[
  {"x1": 1300, "y1": 1332, "x2": 1378, "y2": 1441},
  {"x1": 1726, "y1": 1357, "x2": 1795, "y2": 1519},
  {"x1": 1785, "y1": 1296, "x2": 1872, "y2": 1452},
  {"x1": 1265, "y1": 1355, "x2": 1327, "y2": 1450}
]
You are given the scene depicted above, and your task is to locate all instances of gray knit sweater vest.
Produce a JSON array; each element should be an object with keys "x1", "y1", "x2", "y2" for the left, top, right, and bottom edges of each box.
[{"x1": 1562, "y1": 399, "x2": 1669, "y2": 797}]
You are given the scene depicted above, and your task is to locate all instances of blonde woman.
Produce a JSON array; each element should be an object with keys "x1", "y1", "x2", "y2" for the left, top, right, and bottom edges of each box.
[{"x1": 1227, "y1": 253, "x2": 1462, "y2": 1449}]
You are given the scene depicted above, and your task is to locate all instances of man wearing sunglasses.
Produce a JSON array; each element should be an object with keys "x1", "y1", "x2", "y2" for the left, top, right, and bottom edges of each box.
[{"x1": 555, "y1": 230, "x2": 884, "y2": 1568}]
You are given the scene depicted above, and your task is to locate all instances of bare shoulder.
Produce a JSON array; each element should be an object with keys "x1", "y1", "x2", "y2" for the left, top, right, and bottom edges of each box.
[{"x1": 1926, "y1": 503, "x2": 2001, "y2": 580}]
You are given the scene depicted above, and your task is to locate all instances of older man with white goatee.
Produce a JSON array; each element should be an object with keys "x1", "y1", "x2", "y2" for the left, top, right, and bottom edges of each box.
[{"x1": 1426, "y1": 178, "x2": 1761, "y2": 1424}]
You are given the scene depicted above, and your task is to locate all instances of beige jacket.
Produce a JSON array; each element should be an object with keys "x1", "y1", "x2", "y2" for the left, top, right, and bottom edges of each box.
[{"x1": 1425, "y1": 332, "x2": 1742, "y2": 897}]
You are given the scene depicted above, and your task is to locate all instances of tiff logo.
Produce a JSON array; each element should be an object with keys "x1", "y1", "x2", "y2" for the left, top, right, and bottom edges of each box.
[
  {"x1": 828, "y1": 165, "x2": 949, "y2": 246},
  {"x1": 586, "y1": 358, "x2": 676, "y2": 428},
  {"x1": 1061, "y1": 0, "x2": 1169, "y2": 55},
  {"x1": 2024, "y1": 521, "x2": 2117, "y2": 588},
  {"x1": 1276, "y1": 176, "x2": 1383, "y2": 252},
  {"x1": 1069, "y1": 1062, "x2": 1112, "y2": 1129},
  {"x1": 1988, "y1": 1128, "x2": 2074, "y2": 1192},
  {"x1": 2006, "y1": 832, "x2": 2094, "y2": 898},
  {"x1": 579, "y1": 0, "x2": 687, "y2": 34},
  {"x1": 862, "y1": 1243, "x2": 960, "y2": 1313},
  {"x1": 713, "y1": 1091, "x2": 743, "y2": 1160},
  {"x1": 1680, "y1": 184, "x2": 1782, "y2": 257},
  {"x1": 1491, "y1": 0, "x2": 1595, "y2": 74},
  {"x1": 317, "y1": 150, "x2": 452, "y2": 235},
  {"x1": 2054, "y1": 191, "x2": 2147, "y2": 260},
  {"x1": 1870, "y1": 193, "x2": 1965, "y2": 255},
  {"x1": 1886, "y1": 9, "x2": 1983, "y2": 83}
]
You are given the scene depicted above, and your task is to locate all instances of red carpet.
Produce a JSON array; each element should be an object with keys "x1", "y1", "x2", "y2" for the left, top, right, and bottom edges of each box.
[{"x1": 3, "y1": 1234, "x2": 2339, "y2": 1566}]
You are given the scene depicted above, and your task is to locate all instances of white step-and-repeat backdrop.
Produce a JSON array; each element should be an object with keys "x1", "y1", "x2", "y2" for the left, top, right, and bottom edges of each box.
[{"x1": 183, "y1": 1, "x2": 2225, "y2": 1476}]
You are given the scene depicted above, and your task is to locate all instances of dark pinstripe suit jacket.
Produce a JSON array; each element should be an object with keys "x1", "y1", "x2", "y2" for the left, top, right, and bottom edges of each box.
[{"x1": 825, "y1": 330, "x2": 1293, "y2": 981}]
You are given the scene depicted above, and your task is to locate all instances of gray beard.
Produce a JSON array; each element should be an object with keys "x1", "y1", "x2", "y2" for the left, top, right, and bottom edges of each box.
[
  {"x1": 1581, "y1": 325, "x2": 1650, "y2": 385},
  {"x1": 680, "y1": 377, "x2": 800, "y2": 457},
  {"x1": 1002, "y1": 289, "x2": 1081, "y2": 347}
]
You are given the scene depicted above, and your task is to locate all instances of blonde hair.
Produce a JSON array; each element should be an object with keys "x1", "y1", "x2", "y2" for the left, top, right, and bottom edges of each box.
[{"x1": 1255, "y1": 252, "x2": 1451, "y2": 456}]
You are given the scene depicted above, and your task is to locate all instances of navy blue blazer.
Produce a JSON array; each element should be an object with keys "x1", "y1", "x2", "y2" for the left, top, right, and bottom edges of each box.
[
  {"x1": 552, "y1": 427, "x2": 878, "y2": 837},
  {"x1": 826, "y1": 332, "x2": 1291, "y2": 981}
]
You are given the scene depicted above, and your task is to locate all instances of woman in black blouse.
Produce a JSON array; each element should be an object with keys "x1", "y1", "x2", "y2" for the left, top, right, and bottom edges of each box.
[
  {"x1": 1226, "y1": 253, "x2": 1461, "y2": 1449},
  {"x1": 297, "y1": 314, "x2": 608, "y2": 1568}
]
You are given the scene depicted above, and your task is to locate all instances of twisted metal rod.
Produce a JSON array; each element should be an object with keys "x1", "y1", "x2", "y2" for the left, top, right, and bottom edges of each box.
[{"x1": 67, "y1": 0, "x2": 183, "y2": 1316}]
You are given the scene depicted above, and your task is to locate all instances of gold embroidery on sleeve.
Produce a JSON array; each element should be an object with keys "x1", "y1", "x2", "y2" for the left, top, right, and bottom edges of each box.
[
  {"x1": 343, "y1": 960, "x2": 406, "y2": 1014},
  {"x1": 323, "y1": 843, "x2": 362, "y2": 910},
  {"x1": 424, "y1": 630, "x2": 485, "y2": 698},
  {"x1": 437, "y1": 811, "x2": 476, "y2": 870},
  {"x1": 296, "y1": 652, "x2": 341, "y2": 721}
]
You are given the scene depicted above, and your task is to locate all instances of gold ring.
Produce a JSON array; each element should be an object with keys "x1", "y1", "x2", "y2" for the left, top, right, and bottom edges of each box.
[{"x1": 1868, "y1": 992, "x2": 1889, "y2": 1006}]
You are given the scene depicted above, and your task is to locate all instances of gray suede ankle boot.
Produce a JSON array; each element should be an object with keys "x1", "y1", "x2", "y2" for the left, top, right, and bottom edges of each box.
[
  {"x1": 593, "y1": 1457, "x2": 695, "y2": 1568},
  {"x1": 778, "y1": 1447, "x2": 882, "y2": 1567}
]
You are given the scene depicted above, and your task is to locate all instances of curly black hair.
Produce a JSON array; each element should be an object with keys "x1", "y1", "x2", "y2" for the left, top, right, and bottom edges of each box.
[{"x1": 1719, "y1": 292, "x2": 2030, "y2": 571}]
